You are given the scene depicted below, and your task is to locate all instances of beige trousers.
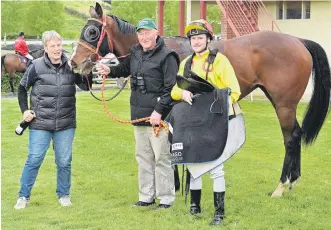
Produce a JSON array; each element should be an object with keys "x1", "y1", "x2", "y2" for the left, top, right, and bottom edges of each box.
[{"x1": 134, "y1": 126, "x2": 175, "y2": 205}]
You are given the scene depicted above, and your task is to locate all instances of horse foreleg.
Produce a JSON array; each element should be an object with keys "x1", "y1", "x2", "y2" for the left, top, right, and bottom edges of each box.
[{"x1": 9, "y1": 75, "x2": 15, "y2": 94}]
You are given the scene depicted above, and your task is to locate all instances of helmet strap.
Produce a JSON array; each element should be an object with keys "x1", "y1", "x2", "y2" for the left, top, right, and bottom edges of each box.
[{"x1": 197, "y1": 45, "x2": 208, "y2": 54}]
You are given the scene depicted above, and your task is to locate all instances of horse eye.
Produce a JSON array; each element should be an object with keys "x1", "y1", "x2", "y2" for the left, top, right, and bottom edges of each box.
[{"x1": 84, "y1": 25, "x2": 100, "y2": 42}]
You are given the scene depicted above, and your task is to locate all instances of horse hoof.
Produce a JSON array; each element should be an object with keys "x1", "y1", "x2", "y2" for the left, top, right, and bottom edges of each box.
[
  {"x1": 271, "y1": 183, "x2": 285, "y2": 197},
  {"x1": 271, "y1": 190, "x2": 283, "y2": 197}
]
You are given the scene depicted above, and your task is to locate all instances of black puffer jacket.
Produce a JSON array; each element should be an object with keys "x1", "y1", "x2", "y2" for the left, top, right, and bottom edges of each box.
[{"x1": 18, "y1": 53, "x2": 90, "y2": 131}]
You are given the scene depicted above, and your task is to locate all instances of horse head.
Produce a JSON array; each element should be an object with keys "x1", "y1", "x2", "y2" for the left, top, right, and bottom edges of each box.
[{"x1": 70, "y1": 2, "x2": 138, "y2": 75}]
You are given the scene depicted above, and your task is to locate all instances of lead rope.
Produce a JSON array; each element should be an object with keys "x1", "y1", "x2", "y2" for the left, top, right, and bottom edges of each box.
[{"x1": 97, "y1": 73, "x2": 168, "y2": 136}]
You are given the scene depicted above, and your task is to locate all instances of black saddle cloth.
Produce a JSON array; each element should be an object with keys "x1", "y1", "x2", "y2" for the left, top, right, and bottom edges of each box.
[
  {"x1": 15, "y1": 52, "x2": 31, "y2": 66},
  {"x1": 167, "y1": 88, "x2": 230, "y2": 164},
  {"x1": 19, "y1": 56, "x2": 32, "y2": 67}
]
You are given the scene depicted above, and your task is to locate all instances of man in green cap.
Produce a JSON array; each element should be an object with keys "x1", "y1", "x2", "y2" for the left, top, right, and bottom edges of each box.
[
  {"x1": 95, "y1": 18, "x2": 179, "y2": 209},
  {"x1": 135, "y1": 18, "x2": 158, "y2": 51}
]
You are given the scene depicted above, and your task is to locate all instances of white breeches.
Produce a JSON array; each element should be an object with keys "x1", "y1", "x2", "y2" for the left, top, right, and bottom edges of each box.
[
  {"x1": 25, "y1": 54, "x2": 33, "y2": 60},
  {"x1": 190, "y1": 163, "x2": 225, "y2": 192}
]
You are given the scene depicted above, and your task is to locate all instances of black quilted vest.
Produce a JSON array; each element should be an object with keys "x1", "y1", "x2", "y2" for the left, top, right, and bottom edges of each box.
[
  {"x1": 129, "y1": 37, "x2": 179, "y2": 125},
  {"x1": 29, "y1": 54, "x2": 77, "y2": 131}
]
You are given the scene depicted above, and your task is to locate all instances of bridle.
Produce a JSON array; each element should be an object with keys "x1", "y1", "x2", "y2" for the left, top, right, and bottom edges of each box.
[
  {"x1": 77, "y1": 16, "x2": 130, "y2": 64},
  {"x1": 76, "y1": 15, "x2": 168, "y2": 136},
  {"x1": 76, "y1": 16, "x2": 130, "y2": 102}
]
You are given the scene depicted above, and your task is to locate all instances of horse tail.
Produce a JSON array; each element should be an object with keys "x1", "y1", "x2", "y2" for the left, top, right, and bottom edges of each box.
[{"x1": 300, "y1": 39, "x2": 331, "y2": 145}]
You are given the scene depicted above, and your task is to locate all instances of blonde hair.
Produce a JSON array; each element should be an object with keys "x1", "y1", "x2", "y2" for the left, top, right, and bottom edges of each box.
[{"x1": 42, "y1": 30, "x2": 62, "y2": 46}]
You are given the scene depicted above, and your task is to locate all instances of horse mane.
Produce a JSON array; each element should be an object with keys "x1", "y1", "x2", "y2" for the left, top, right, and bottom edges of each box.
[{"x1": 109, "y1": 15, "x2": 136, "y2": 35}]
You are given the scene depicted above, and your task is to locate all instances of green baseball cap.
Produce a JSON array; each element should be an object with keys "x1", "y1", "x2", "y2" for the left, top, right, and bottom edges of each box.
[{"x1": 136, "y1": 18, "x2": 157, "y2": 32}]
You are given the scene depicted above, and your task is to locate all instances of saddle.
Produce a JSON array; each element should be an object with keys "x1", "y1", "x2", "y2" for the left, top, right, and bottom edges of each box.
[
  {"x1": 176, "y1": 70, "x2": 215, "y2": 94},
  {"x1": 17, "y1": 54, "x2": 32, "y2": 67}
]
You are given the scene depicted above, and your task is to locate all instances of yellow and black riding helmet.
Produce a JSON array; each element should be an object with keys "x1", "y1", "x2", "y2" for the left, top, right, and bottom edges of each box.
[{"x1": 185, "y1": 19, "x2": 214, "y2": 40}]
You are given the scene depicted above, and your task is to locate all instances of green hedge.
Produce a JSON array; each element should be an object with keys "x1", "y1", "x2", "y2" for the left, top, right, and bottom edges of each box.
[
  {"x1": 64, "y1": 6, "x2": 89, "y2": 20},
  {"x1": 1, "y1": 73, "x2": 22, "y2": 93}
]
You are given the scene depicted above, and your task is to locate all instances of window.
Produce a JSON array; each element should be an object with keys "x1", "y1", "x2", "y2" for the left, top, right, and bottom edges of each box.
[
  {"x1": 303, "y1": 1, "x2": 311, "y2": 19},
  {"x1": 276, "y1": 1, "x2": 311, "y2": 20},
  {"x1": 286, "y1": 1, "x2": 302, "y2": 19},
  {"x1": 277, "y1": 1, "x2": 283, "y2": 20}
]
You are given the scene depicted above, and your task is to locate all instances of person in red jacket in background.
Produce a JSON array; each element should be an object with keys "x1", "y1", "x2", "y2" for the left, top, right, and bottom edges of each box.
[{"x1": 15, "y1": 32, "x2": 33, "y2": 60}]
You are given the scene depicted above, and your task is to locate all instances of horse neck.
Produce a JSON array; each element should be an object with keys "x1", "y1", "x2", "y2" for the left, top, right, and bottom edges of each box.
[
  {"x1": 106, "y1": 16, "x2": 138, "y2": 57},
  {"x1": 209, "y1": 40, "x2": 225, "y2": 54}
]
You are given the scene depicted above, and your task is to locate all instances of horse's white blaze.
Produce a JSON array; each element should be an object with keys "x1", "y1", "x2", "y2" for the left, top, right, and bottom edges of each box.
[{"x1": 68, "y1": 45, "x2": 77, "y2": 69}]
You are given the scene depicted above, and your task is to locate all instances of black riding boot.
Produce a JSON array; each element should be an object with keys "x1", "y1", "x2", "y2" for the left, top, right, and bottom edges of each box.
[
  {"x1": 209, "y1": 191, "x2": 225, "y2": 225},
  {"x1": 190, "y1": 189, "x2": 201, "y2": 214}
]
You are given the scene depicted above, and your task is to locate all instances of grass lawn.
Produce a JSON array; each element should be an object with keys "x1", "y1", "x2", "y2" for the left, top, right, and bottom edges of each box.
[{"x1": 1, "y1": 90, "x2": 331, "y2": 230}]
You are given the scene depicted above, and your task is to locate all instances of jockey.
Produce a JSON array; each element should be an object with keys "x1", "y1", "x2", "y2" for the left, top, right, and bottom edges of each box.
[
  {"x1": 170, "y1": 19, "x2": 244, "y2": 225},
  {"x1": 14, "y1": 32, "x2": 34, "y2": 60}
]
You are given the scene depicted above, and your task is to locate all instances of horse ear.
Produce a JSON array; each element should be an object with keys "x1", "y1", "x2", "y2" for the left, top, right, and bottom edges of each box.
[
  {"x1": 89, "y1": 6, "x2": 97, "y2": 17},
  {"x1": 95, "y1": 2, "x2": 103, "y2": 18}
]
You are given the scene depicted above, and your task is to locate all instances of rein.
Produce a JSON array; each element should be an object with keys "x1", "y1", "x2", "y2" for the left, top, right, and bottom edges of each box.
[{"x1": 79, "y1": 16, "x2": 168, "y2": 136}]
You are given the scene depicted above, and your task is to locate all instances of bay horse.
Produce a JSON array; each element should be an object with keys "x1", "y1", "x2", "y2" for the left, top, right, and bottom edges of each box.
[
  {"x1": 1, "y1": 48, "x2": 45, "y2": 93},
  {"x1": 70, "y1": 3, "x2": 331, "y2": 197}
]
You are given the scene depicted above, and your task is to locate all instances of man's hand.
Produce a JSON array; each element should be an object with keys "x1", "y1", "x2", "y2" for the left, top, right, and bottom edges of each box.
[
  {"x1": 181, "y1": 90, "x2": 193, "y2": 105},
  {"x1": 95, "y1": 63, "x2": 111, "y2": 76},
  {"x1": 150, "y1": 110, "x2": 162, "y2": 126},
  {"x1": 23, "y1": 110, "x2": 36, "y2": 122}
]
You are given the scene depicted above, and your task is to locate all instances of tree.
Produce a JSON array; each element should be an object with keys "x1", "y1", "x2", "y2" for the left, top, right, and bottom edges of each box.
[
  {"x1": 207, "y1": 4, "x2": 222, "y2": 35},
  {"x1": 164, "y1": 1, "x2": 180, "y2": 36},
  {"x1": 110, "y1": 0, "x2": 157, "y2": 26},
  {"x1": 1, "y1": 2, "x2": 26, "y2": 37},
  {"x1": 24, "y1": 1, "x2": 65, "y2": 37}
]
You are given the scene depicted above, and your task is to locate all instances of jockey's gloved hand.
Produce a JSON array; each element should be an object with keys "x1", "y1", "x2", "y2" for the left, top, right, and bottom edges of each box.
[{"x1": 181, "y1": 90, "x2": 193, "y2": 105}]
